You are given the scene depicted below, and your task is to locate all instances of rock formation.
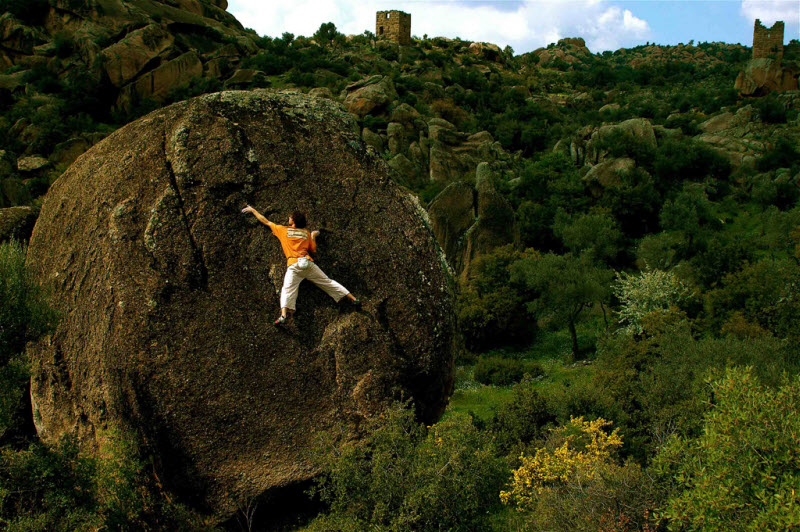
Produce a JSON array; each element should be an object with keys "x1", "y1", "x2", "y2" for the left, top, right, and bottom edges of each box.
[
  {"x1": 0, "y1": 206, "x2": 38, "y2": 242},
  {"x1": 735, "y1": 19, "x2": 798, "y2": 96},
  {"x1": 342, "y1": 75, "x2": 398, "y2": 117},
  {"x1": 735, "y1": 58, "x2": 799, "y2": 96},
  {"x1": 26, "y1": 91, "x2": 455, "y2": 518},
  {"x1": 427, "y1": 163, "x2": 517, "y2": 276}
]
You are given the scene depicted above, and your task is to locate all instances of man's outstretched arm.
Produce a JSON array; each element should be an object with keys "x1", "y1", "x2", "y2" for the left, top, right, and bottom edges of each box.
[{"x1": 241, "y1": 205, "x2": 273, "y2": 227}]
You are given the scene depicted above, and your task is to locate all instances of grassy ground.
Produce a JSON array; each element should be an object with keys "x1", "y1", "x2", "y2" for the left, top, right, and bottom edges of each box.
[{"x1": 445, "y1": 317, "x2": 605, "y2": 423}]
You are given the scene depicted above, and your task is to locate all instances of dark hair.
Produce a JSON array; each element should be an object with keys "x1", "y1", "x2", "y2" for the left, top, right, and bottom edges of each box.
[{"x1": 291, "y1": 211, "x2": 307, "y2": 228}]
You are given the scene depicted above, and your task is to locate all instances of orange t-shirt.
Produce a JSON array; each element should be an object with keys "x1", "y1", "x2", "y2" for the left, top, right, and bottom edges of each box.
[{"x1": 269, "y1": 223, "x2": 316, "y2": 266}]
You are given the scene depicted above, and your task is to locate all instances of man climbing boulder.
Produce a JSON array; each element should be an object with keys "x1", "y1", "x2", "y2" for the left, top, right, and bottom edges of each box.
[
  {"x1": 25, "y1": 90, "x2": 455, "y2": 520},
  {"x1": 241, "y1": 206, "x2": 360, "y2": 324}
]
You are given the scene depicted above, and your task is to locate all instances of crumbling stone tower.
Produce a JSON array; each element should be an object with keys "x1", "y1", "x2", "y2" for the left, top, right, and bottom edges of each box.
[
  {"x1": 752, "y1": 19, "x2": 784, "y2": 59},
  {"x1": 376, "y1": 10, "x2": 411, "y2": 45}
]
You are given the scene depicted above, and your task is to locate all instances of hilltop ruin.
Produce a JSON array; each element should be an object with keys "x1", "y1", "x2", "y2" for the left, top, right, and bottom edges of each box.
[{"x1": 376, "y1": 10, "x2": 411, "y2": 45}]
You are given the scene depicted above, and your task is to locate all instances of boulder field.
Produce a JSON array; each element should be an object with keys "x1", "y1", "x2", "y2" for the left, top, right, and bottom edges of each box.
[{"x1": 26, "y1": 91, "x2": 455, "y2": 517}]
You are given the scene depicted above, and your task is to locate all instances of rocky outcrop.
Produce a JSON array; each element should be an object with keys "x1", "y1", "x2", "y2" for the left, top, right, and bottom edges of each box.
[
  {"x1": 583, "y1": 157, "x2": 636, "y2": 195},
  {"x1": 735, "y1": 58, "x2": 799, "y2": 96},
  {"x1": 428, "y1": 119, "x2": 509, "y2": 182},
  {"x1": 0, "y1": 206, "x2": 38, "y2": 242},
  {"x1": 117, "y1": 51, "x2": 203, "y2": 109},
  {"x1": 559, "y1": 118, "x2": 657, "y2": 167},
  {"x1": 342, "y1": 75, "x2": 398, "y2": 117},
  {"x1": 694, "y1": 105, "x2": 775, "y2": 169},
  {"x1": 529, "y1": 37, "x2": 591, "y2": 68},
  {"x1": 26, "y1": 91, "x2": 455, "y2": 519},
  {"x1": 468, "y1": 42, "x2": 504, "y2": 63},
  {"x1": 1, "y1": 0, "x2": 257, "y2": 110},
  {"x1": 361, "y1": 127, "x2": 384, "y2": 153},
  {"x1": 16, "y1": 155, "x2": 50, "y2": 173},
  {"x1": 427, "y1": 163, "x2": 517, "y2": 276},
  {"x1": 102, "y1": 24, "x2": 175, "y2": 88}
]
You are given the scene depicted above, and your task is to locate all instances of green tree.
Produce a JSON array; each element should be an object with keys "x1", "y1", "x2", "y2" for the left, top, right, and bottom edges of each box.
[
  {"x1": 313, "y1": 22, "x2": 344, "y2": 49},
  {"x1": 554, "y1": 210, "x2": 622, "y2": 265},
  {"x1": 457, "y1": 246, "x2": 534, "y2": 352},
  {"x1": 659, "y1": 183, "x2": 719, "y2": 252},
  {"x1": 511, "y1": 253, "x2": 613, "y2": 357}
]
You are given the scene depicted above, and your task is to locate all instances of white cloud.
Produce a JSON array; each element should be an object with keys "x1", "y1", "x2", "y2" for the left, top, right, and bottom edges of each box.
[
  {"x1": 227, "y1": 0, "x2": 653, "y2": 53},
  {"x1": 741, "y1": 0, "x2": 800, "y2": 24}
]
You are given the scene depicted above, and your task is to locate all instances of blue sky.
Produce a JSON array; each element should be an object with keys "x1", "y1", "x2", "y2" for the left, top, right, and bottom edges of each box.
[{"x1": 227, "y1": 0, "x2": 800, "y2": 53}]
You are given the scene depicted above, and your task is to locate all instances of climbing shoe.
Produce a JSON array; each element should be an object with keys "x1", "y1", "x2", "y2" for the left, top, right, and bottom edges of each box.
[
  {"x1": 352, "y1": 298, "x2": 361, "y2": 308},
  {"x1": 274, "y1": 316, "x2": 288, "y2": 326}
]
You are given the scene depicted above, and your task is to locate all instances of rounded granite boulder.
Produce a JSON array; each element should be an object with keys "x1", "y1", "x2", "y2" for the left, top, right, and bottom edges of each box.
[{"x1": 26, "y1": 90, "x2": 455, "y2": 516}]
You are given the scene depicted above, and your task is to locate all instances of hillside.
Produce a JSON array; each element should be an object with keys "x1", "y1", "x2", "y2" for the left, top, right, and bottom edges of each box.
[{"x1": 1, "y1": 1, "x2": 800, "y2": 530}]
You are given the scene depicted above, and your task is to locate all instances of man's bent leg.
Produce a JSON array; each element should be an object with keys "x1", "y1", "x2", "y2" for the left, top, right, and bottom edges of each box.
[
  {"x1": 280, "y1": 265, "x2": 303, "y2": 316},
  {"x1": 304, "y1": 263, "x2": 350, "y2": 302}
]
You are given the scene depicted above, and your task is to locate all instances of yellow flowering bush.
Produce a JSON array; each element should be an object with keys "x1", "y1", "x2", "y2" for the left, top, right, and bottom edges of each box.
[
  {"x1": 499, "y1": 417, "x2": 654, "y2": 531},
  {"x1": 501, "y1": 416, "x2": 623, "y2": 509}
]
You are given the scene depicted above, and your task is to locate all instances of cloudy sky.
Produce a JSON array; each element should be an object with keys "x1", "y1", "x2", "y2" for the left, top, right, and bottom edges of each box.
[{"x1": 227, "y1": 0, "x2": 799, "y2": 54}]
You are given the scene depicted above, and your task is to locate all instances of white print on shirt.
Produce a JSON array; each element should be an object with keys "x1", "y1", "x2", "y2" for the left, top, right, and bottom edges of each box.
[{"x1": 286, "y1": 228, "x2": 308, "y2": 239}]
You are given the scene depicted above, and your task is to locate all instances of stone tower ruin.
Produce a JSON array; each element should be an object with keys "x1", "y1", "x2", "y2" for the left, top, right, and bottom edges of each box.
[
  {"x1": 376, "y1": 10, "x2": 411, "y2": 45},
  {"x1": 752, "y1": 19, "x2": 784, "y2": 59}
]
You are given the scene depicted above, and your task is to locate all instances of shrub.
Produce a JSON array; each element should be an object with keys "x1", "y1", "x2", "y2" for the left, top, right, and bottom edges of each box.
[
  {"x1": 489, "y1": 378, "x2": 556, "y2": 452},
  {"x1": 52, "y1": 32, "x2": 75, "y2": 59},
  {"x1": 753, "y1": 93, "x2": 788, "y2": 124},
  {"x1": 757, "y1": 136, "x2": 800, "y2": 172},
  {"x1": 655, "y1": 367, "x2": 800, "y2": 530},
  {"x1": 0, "y1": 241, "x2": 58, "y2": 364},
  {"x1": 0, "y1": 437, "x2": 100, "y2": 529},
  {"x1": 613, "y1": 269, "x2": 692, "y2": 335},
  {"x1": 310, "y1": 403, "x2": 507, "y2": 531},
  {"x1": 473, "y1": 356, "x2": 524, "y2": 386},
  {"x1": 0, "y1": 430, "x2": 209, "y2": 530},
  {"x1": 501, "y1": 417, "x2": 655, "y2": 531}
]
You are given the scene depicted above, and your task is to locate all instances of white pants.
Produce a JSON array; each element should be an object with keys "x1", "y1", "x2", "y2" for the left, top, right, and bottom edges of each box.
[{"x1": 280, "y1": 262, "x2": 350, "y2": 311}]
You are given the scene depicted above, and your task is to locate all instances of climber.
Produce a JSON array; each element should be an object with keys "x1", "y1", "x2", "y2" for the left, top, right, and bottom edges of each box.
[{"x1": 241, "y1": 205, "x2": 360, "y2": 325}]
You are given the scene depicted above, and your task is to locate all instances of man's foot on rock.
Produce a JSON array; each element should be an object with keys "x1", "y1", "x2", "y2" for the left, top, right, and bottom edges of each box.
[
  {"x1": 274, "y1": 316, "x2": 288, "y2": 326},
  {"x1": 352, "y1": 298, "x2": 361, "y2": 308}
]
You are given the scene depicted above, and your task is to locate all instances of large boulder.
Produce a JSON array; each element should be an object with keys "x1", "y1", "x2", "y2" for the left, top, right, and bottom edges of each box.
[
  {"x1": 735, "y1": 58, "x2": 799, "y2": 96},
  {"x1": 427, "y1": 182, "x2": 475, "y2": 273},
  {"x1": 116, "y1": 51, "x2": 203, "y2": 110},
  {"x1": 101, "y1": 24, "x2": 175, "y2": 88},
  {"x1": 342, "y1": 75, "x2": 398, "y2": 117},
  {"x1": 26, "y1": 91, "x2": 455, "y2": 518}
]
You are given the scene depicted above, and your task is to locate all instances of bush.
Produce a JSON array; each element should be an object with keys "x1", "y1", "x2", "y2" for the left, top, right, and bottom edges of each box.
[
  {"x1": 0, "y1": 240, "x2": 58, "y2": 366},
  {"x1": 457, "y1": 246, "x2": 535, "y2": 353},
  {"x1": 753, "y1": 93, "x2": 788, "y2": 124},
  {"x1": 655, "y1": 367, "x2": 800, "y2": 530},
  {"x1": 757, "y1": 136, "x2": 800, "y2": 172},
  {"x1": 0, "y1": 430, "x2": 209, "y2": 530},
  {"x1": 0, "y1": 437, "x2": 100, "y2": 530},
  {"x1": 473, "y1": 356, "x2": 524, "y2": 386},
  {"x1": 310, "y1": 403, "x2": 507, "y2": 531},
  {"x1": 613, "y1": 269, "x2": 692, "y2": 335},
  {"x1": 501, "y1": 417, "x2": 656, "y2": 531},
  {"x1": 489, "y1": 378, "x2": 556, "y2": 452}
]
